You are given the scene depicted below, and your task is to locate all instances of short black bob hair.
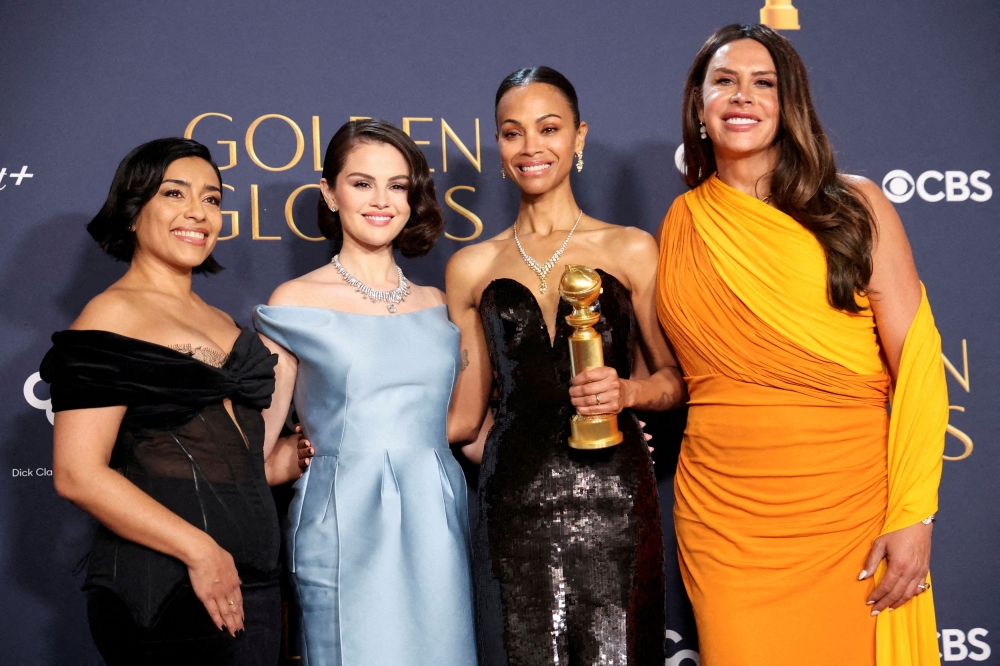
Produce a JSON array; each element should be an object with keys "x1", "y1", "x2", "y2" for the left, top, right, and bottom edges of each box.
[
  {"x1": 317, "y1": 119, "x2": 444, "y2": 258},
  {"x1": 495, "y1": 66, "x2": 581, "y2": 128},
  {"x1": 87, "y1": 137, "x2": 224, "y2": 275}
]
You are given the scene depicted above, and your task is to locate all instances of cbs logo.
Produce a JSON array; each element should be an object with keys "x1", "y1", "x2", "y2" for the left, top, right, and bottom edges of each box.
[{"x1": 882, "y1": 170, "x2": 991, "y2": 203}]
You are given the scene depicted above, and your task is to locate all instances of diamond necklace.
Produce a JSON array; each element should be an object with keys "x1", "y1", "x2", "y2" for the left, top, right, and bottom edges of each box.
[
  {"x1": 331, "y1": 254, "x2": 410, "y2": 314},
  {"x1": 512, "y1": 209, "x2": 584, "y2": 293}
]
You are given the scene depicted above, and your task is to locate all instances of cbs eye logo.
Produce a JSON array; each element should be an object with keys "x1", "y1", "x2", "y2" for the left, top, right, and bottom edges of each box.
[{"x1": 882, "y1": 169, "x2": 991, "y2": 204}]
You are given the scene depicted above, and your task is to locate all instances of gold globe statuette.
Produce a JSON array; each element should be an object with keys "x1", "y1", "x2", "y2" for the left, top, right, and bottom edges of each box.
[
  {"x1": 559, "y1": 265, "x2": 624, "y2": 449},
  {"x1": 760, "y1": 0, "x2": 800, "y2": 30}
]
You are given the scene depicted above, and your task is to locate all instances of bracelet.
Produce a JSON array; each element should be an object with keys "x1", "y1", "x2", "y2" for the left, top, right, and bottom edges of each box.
[{"x1": 921, "y1": 514, "x2": 936, "y2": 525}]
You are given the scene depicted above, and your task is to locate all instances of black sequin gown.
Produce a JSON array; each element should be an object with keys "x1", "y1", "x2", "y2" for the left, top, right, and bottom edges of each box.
[{"x1": 475, "y1": 271, "x2": 664, "y2": 666}]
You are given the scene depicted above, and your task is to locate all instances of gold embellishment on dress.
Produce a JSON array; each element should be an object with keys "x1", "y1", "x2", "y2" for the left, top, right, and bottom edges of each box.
[{"x1": 168, "y1": 343, "x2": 229, "y2": 368}]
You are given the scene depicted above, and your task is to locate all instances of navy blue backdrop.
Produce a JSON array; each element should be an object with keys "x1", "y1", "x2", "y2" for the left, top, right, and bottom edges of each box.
[{"x1": 1, "y1": 1, "x2": 997, "y2": 663}]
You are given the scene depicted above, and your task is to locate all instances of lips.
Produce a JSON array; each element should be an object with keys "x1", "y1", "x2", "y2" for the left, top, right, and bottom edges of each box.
[
  {"x1": 516, "y1": 162, "x2": 552, "y2": 176},
  {"x1": 171, "y1": 228, "x2": 208, "y2": 246},
  {"x1": 363, "y1": 213, "x2": 394, "y2": 227},
  {"x1": 721, "y1": 113, "x2": 761, "y2": 129}
]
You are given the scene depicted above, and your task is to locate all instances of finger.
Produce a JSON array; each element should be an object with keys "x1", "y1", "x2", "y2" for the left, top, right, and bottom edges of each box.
[
  {"x1": 872, "y1": 570, "x2": 912, "y2": 614},
  {"x1": 644, "y1": 433, "x2": 653, "y2": 441},
  {"x1": 203, "y1": 596, "x2": 227, "y2": 632},
  {"x1": 648, "y1": 446, "x2": 654, "y2": 453},
  {"x1": 569, "y1": 378, "x2": 619, "y2": 397},
  {"x1": 220, "y1": 592, "x2": 244, "y2": 634},
  {"x1": 571, "y1": 367, "x2": 617, "y2": 385},
  {"x1": 868, "y1": 562, "x2": 906, "y2": 613},
  {"x1": 859, "y1": 539, "x2": 886, "y2": 582},
  {"x1": 638, "y1": 420, "x2": 647, "y2": 429}
]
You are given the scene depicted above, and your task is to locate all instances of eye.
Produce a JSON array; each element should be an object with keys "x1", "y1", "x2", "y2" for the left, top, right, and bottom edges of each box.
[
  {"x1": 541, "y1": 126, "x2": 558, "y2": 134},
  {"x1": 163, "y1": 188, "x2": 183, "y2": 198},
  {"x1": 204, "y1": 195, "x2": 221, "y2": 206},
  {"x1": 353, "y1": 181, "x2": 372, "y2": 189},
  {"x1": 390, "y1": 183, "x2": 408, "y2": 191},
  {"x1": 756, "y1": 79, "x2": 775, "y2": 88},
  {"x1": 715, "y1": 76, "x2": 734, "y2": 85},
  {"x1": 502, "y1": 130, "x2": 521, "y2": 139}
]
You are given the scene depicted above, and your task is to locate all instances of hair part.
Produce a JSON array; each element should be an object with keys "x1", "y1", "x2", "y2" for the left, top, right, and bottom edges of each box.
[
  {"x1": 317, "y1": 119, "x2": 443, "y2": 258},
  {"x1": 87, "y1": 138, "x2": 224, "y2": 274},
  {"x1": 681, "y1": 24, "x2": 876, "y2": 313},
  {"x1": 495, "y1": 66, "x2": 581, "y2": 128}
]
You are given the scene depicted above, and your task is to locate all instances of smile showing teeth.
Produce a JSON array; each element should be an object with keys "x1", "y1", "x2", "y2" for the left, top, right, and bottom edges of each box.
[
  {"x1": 518, "y1": 164, "x2": 551, "y2": 173},
  {"x1": 172, "y1": 230, "x2": 207, "y2": 239},
  {"x1": 725, "y1": 117, "x2": 759, "y2": 125}
]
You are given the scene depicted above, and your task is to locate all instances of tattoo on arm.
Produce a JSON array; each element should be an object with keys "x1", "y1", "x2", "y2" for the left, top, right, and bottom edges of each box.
[
  {"x1": 460, "y1": 349, "x2": 470, "y2": 372},
  {"x1": 650, "y1": 390, "x2": 674, "y2": 410}
]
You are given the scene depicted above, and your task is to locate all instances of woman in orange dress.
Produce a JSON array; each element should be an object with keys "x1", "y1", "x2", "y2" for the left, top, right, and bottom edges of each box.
[{"x1": 656, "y1": 25, "x2": 948, "y2": 666}]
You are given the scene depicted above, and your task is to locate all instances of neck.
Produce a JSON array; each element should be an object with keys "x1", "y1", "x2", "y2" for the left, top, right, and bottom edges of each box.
[
  {"x1": 714, "y1": 145, "x2": 780, "y2": 200},
  {"x1": 516, "y1": 179, "x2": 580, "y2": 237},
  {"x1": 337, "y1": 236, "x2": 400, "y2": 289},
  {"x1": 121, "y1": 252, "x2": 195, "y2": 299}
]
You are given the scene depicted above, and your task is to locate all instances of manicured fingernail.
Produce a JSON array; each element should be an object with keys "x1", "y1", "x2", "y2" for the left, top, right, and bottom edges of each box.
[
  {"x1": 221, "y1": 624, "x2": 228, "y2": 633},
  {"x1": 871, "y1": 610, "x2": 879, "y2": 616},
  {"x1": 887, "y1": 608, "x2": 894, "y2": 612},
  {"x1": 235, "y1": 629, "x2": 245, "y2": 639},
  {"x1": 866, "y1": 600, "x2": 875, "y2": 605},
  {"x1": 858, "y1": 570, "x2": 867, "y2": 580}
]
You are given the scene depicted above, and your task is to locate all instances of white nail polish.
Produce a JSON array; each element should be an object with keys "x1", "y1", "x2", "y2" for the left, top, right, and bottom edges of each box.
[
  {"x1": 871, "y1": 610, "x2": 880, "y2": 617},
  {"x1": 866, "y1": 600, "x2": 875, "y2": 605},
  {"x1": 858, "y1": 570, "x2": 867, "y2": 581}
]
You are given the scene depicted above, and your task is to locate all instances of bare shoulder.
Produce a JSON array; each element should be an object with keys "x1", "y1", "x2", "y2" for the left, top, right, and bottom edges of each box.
[
  {"x1": 411, "y1": 284, "x2": 446, "y2": 307},
  {"x1": 70, "y1": 289, "x2": 144, "y2": 334},
  {"x1": 267, "y1": 265, "x2": 337, "y2": 306},
  {"x1": 447, "y1": 238, "x2": 501, "y2": 283}
]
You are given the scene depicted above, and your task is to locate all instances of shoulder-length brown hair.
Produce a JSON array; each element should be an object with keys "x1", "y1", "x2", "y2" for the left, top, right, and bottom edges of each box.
[
  {"x1": 317, "y1": 119, "x2": 443, "y2": 258},
  {"x1": 681, "y1": 24, "x2": 875, "y2": 313}
]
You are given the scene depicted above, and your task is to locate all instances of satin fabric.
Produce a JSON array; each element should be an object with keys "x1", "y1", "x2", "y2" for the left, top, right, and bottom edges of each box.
[
  {"x1": 253, "y1": 305, "x2": 477, "y2": 666},
  {"x1": 656, "y1": 175, "x2": 946, "y2": 666}
]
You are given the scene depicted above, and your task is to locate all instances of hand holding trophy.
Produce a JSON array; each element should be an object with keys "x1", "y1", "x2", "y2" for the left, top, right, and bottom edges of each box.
[{"x1": 559, "y1": 265, "x2": 624, "y2": 449}]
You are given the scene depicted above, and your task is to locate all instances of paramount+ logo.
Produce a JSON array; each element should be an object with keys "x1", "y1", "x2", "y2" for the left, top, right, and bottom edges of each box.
[{"x1": 882, "y1": 169, "x2": 991, "y2": 204}]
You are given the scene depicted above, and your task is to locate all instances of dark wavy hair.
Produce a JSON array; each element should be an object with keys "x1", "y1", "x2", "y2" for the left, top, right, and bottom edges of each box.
[
  {"x1": 87, "y1": 138, "x2": 224, "y2": 274},
  {"x1": 495, "y1": 66, "x2": 580, "y2": 128},
  {"x1": 682, "y1": 24, "x2": 876, "y2": 312},
  {"x1": 317, "y1": 119, "x2": 443, "y2": 258}
]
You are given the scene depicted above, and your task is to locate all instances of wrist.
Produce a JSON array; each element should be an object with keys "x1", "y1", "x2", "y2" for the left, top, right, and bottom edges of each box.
[{"x1": 622, "y1": 378, "x2": 639, "y2": 409}]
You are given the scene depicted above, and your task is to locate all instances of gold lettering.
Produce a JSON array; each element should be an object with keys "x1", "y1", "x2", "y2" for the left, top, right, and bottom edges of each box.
[
  {"x1": 943, "y1": 405, "x2": 973, "y2": 461},
  {"x1": 184, "y1": 113, "x2": 237, "y2": 170},
  {"x1": 443, "y1": 186, "x2": 483, "y2": 242},
  {"x1": 402, "y1": 117, "x2": 435, "y2": 172},
  {"x1": 245, "y1": 114, "x2": 305, "y2": 172},
  {"x1": 250, "y1": 184, "x2": 281, "y2": 240},
  {"x1": 285, "y1": 184, "x2": 324, "y2": 241},
  {"x1": 218, "y1": 184, "x2": 239, "y2": 240},
  {"x1": 349, "y1": 116, "x2": 371, "y2": 122},
  {"x1": 942, "y1": 339, "x2": 969, "y2": 393},
  {"x1": 441, "y1": 118, "x2": 481, "y2": 173},
  {"x1": 312, "y1": 116, "x2": 323, "y2": 172}
]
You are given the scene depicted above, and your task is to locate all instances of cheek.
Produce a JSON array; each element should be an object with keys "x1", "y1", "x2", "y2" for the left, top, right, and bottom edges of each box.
[{"x1": 393, "y1": 192, "x2": 411, "y2": 218}]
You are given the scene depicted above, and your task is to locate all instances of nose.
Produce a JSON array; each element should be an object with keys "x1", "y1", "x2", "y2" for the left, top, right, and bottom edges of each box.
[
  {"x1": 521, "y1": 129, "x2": 543, "y2": 155},
  {"x1": 186, "y1": 196, "x2": 208, "y2": 221},
  {"x1": 371, "y1": 185, "x2": 390, "y2": 208},
  {"x1": 731, "y1": 85, "x2": 754, "y2": 105}
]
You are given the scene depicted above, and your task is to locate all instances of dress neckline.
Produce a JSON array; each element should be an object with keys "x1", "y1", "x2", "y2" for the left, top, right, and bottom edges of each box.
[
  {"x1": 480, "y1": 270, "x2": 628, "y2": 348},
  {"x1": 257, "y1": 303, "x2": 447, "y2": 318},
  {"x1": 54, "y1": 328, "x2": 250, "y2": 371}
]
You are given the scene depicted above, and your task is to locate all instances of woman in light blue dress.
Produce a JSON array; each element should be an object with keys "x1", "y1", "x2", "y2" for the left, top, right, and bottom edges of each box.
[{"x1": 253, "y1": 119, "x2": 476, "y2": 665}]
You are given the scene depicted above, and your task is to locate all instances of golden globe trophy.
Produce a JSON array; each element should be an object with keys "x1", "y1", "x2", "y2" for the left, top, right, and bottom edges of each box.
[
  {"x1": 559, "y1": 265, "x2": 624, "y2": 450},
  {"x1": 760, "y1": 0, "x2": 800, "y2": 30}
]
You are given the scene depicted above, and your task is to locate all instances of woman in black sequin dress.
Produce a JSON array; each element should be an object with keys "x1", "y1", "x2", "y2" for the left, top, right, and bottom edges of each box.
[{"x1": 446, "y1": 68, "x2": 687, "y2": 666}]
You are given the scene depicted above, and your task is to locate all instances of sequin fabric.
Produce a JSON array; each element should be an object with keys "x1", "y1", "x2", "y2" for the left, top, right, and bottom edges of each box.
[{"x1": 475, "y1": 271, "x2": 664, "y2": 666}]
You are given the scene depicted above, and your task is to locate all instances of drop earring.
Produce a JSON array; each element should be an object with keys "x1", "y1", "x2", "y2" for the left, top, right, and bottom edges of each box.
[
  {"x1": 501, "y1": 166, "x2": 507, "y2": 179},
  {"x1": 699, "y1": 122, "x2": 708, "y2": 140},
  {"x1": 576, "y1": 150, "x2": 584, "y2": 173}
]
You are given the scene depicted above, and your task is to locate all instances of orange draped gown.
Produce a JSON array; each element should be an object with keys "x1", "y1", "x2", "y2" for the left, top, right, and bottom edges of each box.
[{"x1": 656, "y1": 175, "x2": 947, "y2": 666}]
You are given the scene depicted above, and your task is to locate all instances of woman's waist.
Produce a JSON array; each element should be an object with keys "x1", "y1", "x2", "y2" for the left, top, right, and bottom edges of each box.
[{"x1": 685, "y1": 372, "x2": 888, "y2": 409}]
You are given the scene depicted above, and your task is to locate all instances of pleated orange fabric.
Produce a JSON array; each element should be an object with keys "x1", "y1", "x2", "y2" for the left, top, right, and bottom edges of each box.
[{"x1": 656, "y1": 176, "x2": 946, "y2": 666}]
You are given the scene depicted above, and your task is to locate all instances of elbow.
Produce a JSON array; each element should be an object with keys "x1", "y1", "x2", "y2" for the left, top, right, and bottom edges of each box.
[
  {"x1": 53, "y1": 466, "x2": 82, "y2": 503},
  {"x1": 447, "y1": 418, "x2": 482, "y2": 446}
]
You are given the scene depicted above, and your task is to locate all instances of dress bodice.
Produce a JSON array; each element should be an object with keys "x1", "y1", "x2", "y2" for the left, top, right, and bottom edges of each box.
[{"x1": 39, "y1": 329, "x2": 281, "y2": 627}]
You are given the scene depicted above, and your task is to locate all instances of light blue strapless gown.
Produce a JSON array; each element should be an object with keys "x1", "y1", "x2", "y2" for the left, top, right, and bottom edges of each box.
[{"x1": 253, "y1": 304, "x2": 477, "y2": 666}]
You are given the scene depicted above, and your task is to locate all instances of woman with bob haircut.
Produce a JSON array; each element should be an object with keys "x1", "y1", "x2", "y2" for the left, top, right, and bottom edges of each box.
[
  {"x1": 656, "y1": 24, "x2": 948, "y2": 665},
  {"x1": 447, "y1": 66, "x2": 686, "y2": 665},
  {"x1": 41, "y1": 137, "x2": 311, "y2": 665},
  {"x1": 253, "y1": 119, "x2": 477, "y2": 665}
]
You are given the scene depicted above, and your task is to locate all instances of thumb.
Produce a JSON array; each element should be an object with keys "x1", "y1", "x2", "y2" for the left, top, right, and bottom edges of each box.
[{"x1": 859, "y1": 538, "x2": 886, "y2": 581}]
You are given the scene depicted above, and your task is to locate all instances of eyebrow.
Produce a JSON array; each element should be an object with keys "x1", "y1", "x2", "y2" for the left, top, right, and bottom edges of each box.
[
  {"x1": 714, "y1": 66, "x2": 777, "y2": 77},
  {"x1": 344, "y1": 172, "x2": 410, "y2": 182},
  {"x1": 500, "y1": 113, "x2": 563, "y2": 127},
  {"x1": 162, "y1": 178, "x2": 221, "y2": 193}
]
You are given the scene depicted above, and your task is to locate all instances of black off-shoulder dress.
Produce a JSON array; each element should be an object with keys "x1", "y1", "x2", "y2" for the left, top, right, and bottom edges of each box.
[
  {"x1": 40, "y1": 328, "x2": 281, "y2": 666},
  {"x1": 474, "y1": 271, "x2": 665, "y2": 666}
]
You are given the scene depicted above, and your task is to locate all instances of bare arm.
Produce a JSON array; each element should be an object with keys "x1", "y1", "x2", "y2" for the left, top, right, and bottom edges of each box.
[
  {"x1": 849, "y1": 177, "x2": 932, "y2": 615},
  {"x1": 53, "y1": 407, "x2": 244, "y2": 635},
  {"x1": 446, "y1": 248, "x2": 494, "y2": 447},
  {"x1": 570, "y1": 229, "x2": 687, "y2": 415}
]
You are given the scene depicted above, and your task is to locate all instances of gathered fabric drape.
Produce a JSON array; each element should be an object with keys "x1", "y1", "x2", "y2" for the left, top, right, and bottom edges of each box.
[{"x1": 656, "y1": 175, "x2": 947, "y2": 665}]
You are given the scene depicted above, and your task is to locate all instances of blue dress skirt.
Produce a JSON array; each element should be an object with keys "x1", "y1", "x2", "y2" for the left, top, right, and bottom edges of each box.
[{"x1": 253, "y1": 304, "x2": 477, "y2": 666}]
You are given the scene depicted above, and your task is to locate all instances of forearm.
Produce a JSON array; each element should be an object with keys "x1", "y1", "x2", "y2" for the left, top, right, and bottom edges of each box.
[
  {"x1": 623, "y1": 366, "x2": 686, "y2": 411},
  {"x1": 56, "y1": 464, "x2": 214, "y2": 566},
  {"x1": 264, "y1": 434, "x2": 302, "y2": 486}
]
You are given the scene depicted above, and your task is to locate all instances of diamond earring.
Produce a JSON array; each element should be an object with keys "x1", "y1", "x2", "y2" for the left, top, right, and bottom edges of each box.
[
  {"x1": 576, "y1": 150, "x2": 584, "y2": 173},
  {"x1": 501, "y1": 166, "x2": 507, "y2": 179},
  {"x1": 699, "y1": 122, "x2": 708, "y2": 140},
  {"x1": 329, "y1": 205, "x2": 338, "y2": 213}
]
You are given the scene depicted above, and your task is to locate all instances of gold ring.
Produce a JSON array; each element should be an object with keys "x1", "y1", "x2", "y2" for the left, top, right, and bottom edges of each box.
[
  {"x1": 229, "y1": 599, "x2": 235, "y2": 606},
  {"x1": 595, "y1": 394, "x2": 601, "y2": 405}
]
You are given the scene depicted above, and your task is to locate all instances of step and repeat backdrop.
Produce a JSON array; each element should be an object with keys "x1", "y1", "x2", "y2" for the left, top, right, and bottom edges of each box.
[{"x1": 1, "y1": 1, "x2": 996, "y2": 663}]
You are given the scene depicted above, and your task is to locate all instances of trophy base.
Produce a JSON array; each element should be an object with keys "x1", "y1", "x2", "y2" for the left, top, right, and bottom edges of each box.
[{"x1": 568, "y1": 414, "x2": 625, "y2": 449}]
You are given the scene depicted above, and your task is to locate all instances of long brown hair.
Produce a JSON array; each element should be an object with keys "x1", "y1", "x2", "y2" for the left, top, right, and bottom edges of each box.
[{"x1": 681, "y1": 24, "x2": 875, "y2": 313}]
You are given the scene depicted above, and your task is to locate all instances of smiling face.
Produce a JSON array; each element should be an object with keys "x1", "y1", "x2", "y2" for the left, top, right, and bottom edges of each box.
[
  {"x1": 131, "y1": 156, "x2": 223, "y2": 271},
  {"x1": 699, "y1": 38, "x2": 781, "y2": 160},
  {"x1": 496, "y1": 82, "x2": 587, "y2": 197},
  {"x1": 320, "y1": 141, "x2": 411, "y2": 251}
]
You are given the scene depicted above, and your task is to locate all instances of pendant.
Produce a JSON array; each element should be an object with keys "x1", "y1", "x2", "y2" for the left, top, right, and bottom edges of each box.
[
  {"x1": 388, "y1": 303, "x2": 397, "y2": 314},
  {"x1": 539, "y1": 280, "x2": 548, "y2": 294}
]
